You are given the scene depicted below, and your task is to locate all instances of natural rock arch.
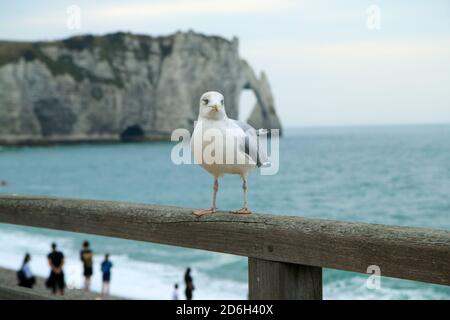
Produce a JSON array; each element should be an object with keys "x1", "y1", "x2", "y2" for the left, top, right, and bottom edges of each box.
[
  {"x1": 238, "y1": 61, "x2": 282, "y2": 134},
  {"x1": 0, "y1": 31, "x2": 282, "y2": 145},
  {"x1": 238, "y1": 89, "x2": 257, "y2": 122}
]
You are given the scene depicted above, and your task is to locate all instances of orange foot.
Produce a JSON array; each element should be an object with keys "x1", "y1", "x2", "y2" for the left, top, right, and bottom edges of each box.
[
  {"x1": 232, "y1": 207, "x2": 252, "y2": 214},
  {"x1": 192, "y1": 208, "x2": 216, "y2": 216}
]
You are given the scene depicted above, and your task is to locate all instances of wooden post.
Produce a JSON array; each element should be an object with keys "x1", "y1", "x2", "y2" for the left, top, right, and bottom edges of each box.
[{"x1": 248, "y1": 258, "x2": 322, "y2": 300}]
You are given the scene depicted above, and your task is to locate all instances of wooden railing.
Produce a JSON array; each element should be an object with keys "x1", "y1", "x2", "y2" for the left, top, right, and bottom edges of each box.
[{"x1": 0, "y1": 194, "x2": 449, "y2": 299}]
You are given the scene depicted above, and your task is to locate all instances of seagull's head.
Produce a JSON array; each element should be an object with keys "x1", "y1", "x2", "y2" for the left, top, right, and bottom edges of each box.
[{"x1": 198, "y1": 91, "x2": 227, "y2": 120}]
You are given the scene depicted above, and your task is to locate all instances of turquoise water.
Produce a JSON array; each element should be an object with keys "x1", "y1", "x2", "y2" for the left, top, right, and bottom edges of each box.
[{"x1": 0, "y1": 124, "x2": 449, "y2": 299}]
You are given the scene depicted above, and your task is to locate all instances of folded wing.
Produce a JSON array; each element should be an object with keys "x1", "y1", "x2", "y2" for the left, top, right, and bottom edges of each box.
[{"x1": 232, "y1": 119, "x2": 269, "y2": 168}]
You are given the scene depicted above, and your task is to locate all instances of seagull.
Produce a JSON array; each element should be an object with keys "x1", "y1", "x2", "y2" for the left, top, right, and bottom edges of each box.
[{"x1": 191, "y1": 91, "x2": 268, "y2": 216}]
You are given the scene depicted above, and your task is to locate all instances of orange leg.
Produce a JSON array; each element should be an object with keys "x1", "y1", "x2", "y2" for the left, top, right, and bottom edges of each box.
[
  {"x1": 193, "y1": 178, "x2": 218, "y2": 216},
  {"x1": 233, "y1": 176, "x2": 251, "y2": 214}
]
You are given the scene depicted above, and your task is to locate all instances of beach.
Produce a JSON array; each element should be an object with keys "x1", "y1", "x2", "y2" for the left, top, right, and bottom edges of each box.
[{"x1": 0, "y1": 267, "x2": 123, "y2": 300}]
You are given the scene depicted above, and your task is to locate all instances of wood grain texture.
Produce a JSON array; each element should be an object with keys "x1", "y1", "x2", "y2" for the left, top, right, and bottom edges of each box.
[
  {"x1": 0, "y1": 194, "x2": 449, "y2": 286},
  {"x1": 248, "y1": 258, "x2": 322, "y2": 300}
]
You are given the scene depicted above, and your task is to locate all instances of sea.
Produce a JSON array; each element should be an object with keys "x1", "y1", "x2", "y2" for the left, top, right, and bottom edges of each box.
[{"x1": 0, "y1": 124, "x2": 449, "y2": 300}]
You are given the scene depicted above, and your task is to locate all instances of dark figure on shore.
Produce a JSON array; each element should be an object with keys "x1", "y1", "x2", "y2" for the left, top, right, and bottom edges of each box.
[
  {"x1": 172, "y1": 283, "x2": 179, "y2": 300},
  {"x1": 101, "y1": 254, "x2": 112, "y2": 296},
  {"x1": 184, "y1": 267, "x2": 195, "y2": 300},
  {"x1": 17, "y1": 253, "x2": 36, "y2": 288},
  {"x1": 80, "y1": 240, "x2": 93, "y2": 291},
  {"x1": 46, "y1": 243, "x2": 65, "y2": 295}
]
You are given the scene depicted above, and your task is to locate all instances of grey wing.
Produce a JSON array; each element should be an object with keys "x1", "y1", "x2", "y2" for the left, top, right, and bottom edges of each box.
[{"x1": 232, "y1": 120, "x2": 269, "y2": 168}]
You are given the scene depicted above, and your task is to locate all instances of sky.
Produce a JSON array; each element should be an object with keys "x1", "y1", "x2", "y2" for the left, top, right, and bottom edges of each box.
[{"x1": 1, "y1": 0, "x2": 449, "y2": 127}]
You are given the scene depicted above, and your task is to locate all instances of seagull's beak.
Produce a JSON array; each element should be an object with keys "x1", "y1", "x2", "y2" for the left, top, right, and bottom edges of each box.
[{"x1": 211, "y1": 105, "x2": 220, "y2": 112}]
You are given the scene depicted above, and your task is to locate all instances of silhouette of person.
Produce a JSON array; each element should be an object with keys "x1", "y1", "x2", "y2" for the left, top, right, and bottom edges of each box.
[
  {"x1": 172, "y1": 283, "x2": 179, "y2": 300},
  {"x1": 46, "y1": 243, "x2": 65, "y2": 295},
  {"x1": 17, "y1": 253, "x2": 36, "y2": 288},
  {"x1": 101, "y1": 254, "x2": 113, "y2": 296},
  {"x1": 184, "y1": 267, "x2": 194, "y2": 300},
  {"x1": 80, "y1": 240, "x2": 93, "y2": 291}
]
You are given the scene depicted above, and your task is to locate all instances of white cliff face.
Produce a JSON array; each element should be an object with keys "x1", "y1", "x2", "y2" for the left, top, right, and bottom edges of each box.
[{"x1": 0, "y1": 31, "x2": 282, "y2": 145}]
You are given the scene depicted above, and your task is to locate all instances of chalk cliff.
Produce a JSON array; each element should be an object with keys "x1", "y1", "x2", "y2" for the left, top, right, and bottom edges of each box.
[{"x1": 0, "y1": 31, "x2": 282, "y2": 144}]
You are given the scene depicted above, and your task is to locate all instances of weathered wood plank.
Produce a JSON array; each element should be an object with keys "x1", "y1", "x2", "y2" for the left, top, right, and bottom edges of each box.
[
  {"x1": 248, "y1": 258, "x2": 322, "y2": 300},
  {"x1": 0, "y1": 194, "x2": 449, "y2": 286}
]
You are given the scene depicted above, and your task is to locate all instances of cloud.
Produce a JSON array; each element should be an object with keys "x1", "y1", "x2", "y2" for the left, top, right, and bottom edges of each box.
[
  {"x1": 92, "y1": 0, "x2": 294, "y2": 20},
  {"x1": 0, "y1": 0, "x2": 295, "y2": 38},
  {"x1": 241, "y1": 36, "x2": 450, "y2": 72},
  {"x1": 239, "y1": 36, "x2": 450, "y2": 126}
]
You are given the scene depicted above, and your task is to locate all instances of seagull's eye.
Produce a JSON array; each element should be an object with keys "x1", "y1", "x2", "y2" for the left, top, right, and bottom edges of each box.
[
  {"x1": 221, "y1": 99, "x2": 224, "y2": 105},
  {"x1": 203, "y1": 98, "x2": 209, "y2": 105}
]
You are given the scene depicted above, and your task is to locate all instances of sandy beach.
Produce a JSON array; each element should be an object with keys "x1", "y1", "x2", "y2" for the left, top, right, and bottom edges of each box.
[{"x1": 0, "y1": 267, "x2": 124, "y2": 300}]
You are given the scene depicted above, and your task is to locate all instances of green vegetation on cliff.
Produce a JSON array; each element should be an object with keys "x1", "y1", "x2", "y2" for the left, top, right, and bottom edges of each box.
[{"x1": 0, "y1": 32, "x2": 179, "y2": 88}]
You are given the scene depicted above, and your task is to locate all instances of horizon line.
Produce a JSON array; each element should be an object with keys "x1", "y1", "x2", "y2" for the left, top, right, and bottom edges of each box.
[{"x1": 282, "y1": 122, "x2": 450, "y2": 130}]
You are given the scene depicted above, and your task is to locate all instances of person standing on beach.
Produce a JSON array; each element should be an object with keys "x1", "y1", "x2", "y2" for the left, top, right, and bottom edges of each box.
[
  {"x1": 46, "y1": 243, "x2": 65, "y2": 295},
  {"x1": 172, "y1": 283, "x2": 179, "y2": 300},
  {"x1": 17, "y1": 253, "x2": 36, "y2": 288},
  {"x1": 101, "y1": 254, "x2": 112, "y2": 296},
  {"x1": 80, "y1": 240, "x2": 93, "y2": 291},
  {"x1": 184, "y1": 267, "x2": 195, "y2": 300}
]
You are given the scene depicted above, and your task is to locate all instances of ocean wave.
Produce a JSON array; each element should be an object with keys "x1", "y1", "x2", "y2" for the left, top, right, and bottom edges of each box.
[
  {"x1": 1, "y1": 227, "x2": 448, "y2": 299},
  {"x1": 324, "y1": 275, "x2": 450, "y2": 300},
  {"x1": 0, "y1": 228, "x2": 246, "y2": 299}
]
